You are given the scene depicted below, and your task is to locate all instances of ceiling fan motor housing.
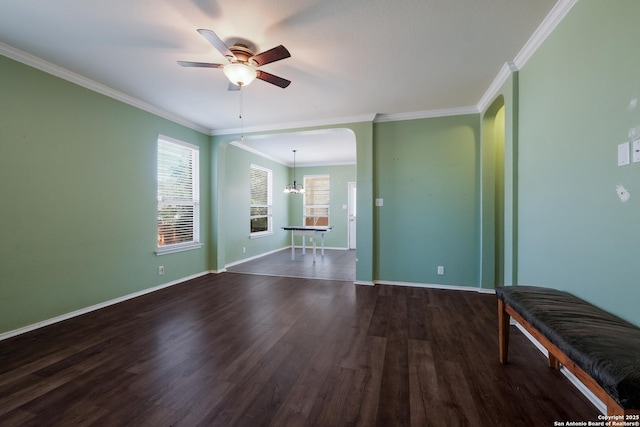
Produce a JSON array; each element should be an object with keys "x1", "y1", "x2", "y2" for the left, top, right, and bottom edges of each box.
[{"x1": 229, "y1": 44, "x2": 255, "y2": 64}]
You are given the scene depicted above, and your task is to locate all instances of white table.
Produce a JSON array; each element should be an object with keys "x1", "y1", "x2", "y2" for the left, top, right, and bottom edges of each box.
[{"x1": 282, "y1": 226, "x2": 333, "y2": 263}]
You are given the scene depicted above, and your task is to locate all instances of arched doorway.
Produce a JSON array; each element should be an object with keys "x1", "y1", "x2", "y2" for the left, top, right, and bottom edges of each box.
[{"x1": 481, "y1": 97, "x2": 506, "y2": 288}]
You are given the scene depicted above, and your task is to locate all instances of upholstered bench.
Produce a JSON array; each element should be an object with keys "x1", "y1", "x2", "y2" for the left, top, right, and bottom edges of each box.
[{"x1": 496, "y1": 286, "x2": 640, "y2": 417}]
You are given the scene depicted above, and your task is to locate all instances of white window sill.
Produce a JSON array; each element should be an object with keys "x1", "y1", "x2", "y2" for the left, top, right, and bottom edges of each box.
[
  {"x1": 250, "y1": 231, "x2": 274, "y2": 239},
  {"x1": 156, "y1": 242, "x2": 202, "y2": 256}
]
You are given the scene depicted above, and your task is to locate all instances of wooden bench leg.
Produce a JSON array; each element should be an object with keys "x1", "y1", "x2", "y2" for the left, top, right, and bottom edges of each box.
[
  {"x1": 498, "y1": 299, "x2": 510, "y2": 363},
  {"x1": 548, "y1": 352, "x2": 561, "y2": 370}
]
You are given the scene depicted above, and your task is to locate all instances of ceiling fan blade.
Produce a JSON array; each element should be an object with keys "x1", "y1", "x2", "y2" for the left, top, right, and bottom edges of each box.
[
  {"x1": 177, "y1": 61, "x2": 224, "y2": 68},
  {"x1": 250, "y1": 45, "x2": 291, "y2": 66},
  {"x1": 197, "y1": 29, "x2": 236, "y2": 62},
  {"x1": 256, "y1": 70, "x2": 291, "y2": 88},
  {"x1": 228, "y1": 82, "x2": 241, "y2": 91}
]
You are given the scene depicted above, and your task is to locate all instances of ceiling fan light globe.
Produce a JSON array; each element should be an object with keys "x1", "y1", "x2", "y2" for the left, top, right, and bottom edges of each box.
[{"x1": 223, "y1": 63, "x2": 257, "y2": 86}]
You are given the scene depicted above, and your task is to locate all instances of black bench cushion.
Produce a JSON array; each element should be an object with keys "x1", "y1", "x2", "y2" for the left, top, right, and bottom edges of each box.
[{"x1": 496, "y1": 286, "x2": 640, "y2": 409}]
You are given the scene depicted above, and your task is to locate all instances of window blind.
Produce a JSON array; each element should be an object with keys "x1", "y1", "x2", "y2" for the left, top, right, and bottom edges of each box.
[
  {"x1": 250, "y1": 164, "x2": 272, "y2": 234},
  {"x1": 157, "y1": 136, "x2": 200, "y2": 248},
  {"x1": 303, "y1": 175, "x2": 330, "y2": 226}
]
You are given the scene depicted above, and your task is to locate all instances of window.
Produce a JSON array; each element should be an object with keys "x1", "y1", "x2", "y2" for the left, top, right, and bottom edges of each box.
[
  {"x1": 250, "y1": 164, "x2": 272, "y2": 236},
  {"x1": 303, "y1": 175, "x2": 330, "y2": 226},
  {"x1": 157, "y1": 135, "x2": 200, "y2": 254}
]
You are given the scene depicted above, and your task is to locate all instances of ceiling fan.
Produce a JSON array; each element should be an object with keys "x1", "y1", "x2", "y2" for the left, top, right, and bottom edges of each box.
[{"x1": 178, "y1": 29, "x2": 291, "y2": 90}]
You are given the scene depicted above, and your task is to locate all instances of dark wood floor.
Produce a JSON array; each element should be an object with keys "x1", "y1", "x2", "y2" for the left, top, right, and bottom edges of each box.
[{"x1": 0, "y1": 273, "x2": 600, "y2": 426}]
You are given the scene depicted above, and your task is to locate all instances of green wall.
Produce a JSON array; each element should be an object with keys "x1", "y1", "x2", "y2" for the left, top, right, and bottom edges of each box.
[
  {"x1": 373, "y1": 115, "x2": 480, "y2": 286},
  {"x1": 287, "y1": 164, "x2": 356, "y2": 249},
  {"x1": 223, "y1": 144, "x2": 290, "y2": 265},
  {"x1": 0, "y1": 55, "x2": 210, "y2": 334},
  {"x1": 517, "y1": 0, "x2": 640, "y2": 325}
]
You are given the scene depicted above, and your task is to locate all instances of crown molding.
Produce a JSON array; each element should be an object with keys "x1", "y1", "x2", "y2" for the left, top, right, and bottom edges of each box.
[
  {"x1": 374, "y1": 106, "x2": 479, "y2": 123},
  {"x1": 229, "y1": 140, "x2": 286, "y2": 165},
  {"x1": 211, "y1": 113, "x2": 377, "y2": 136},
  {"x1": 512, "y1": 0, "x2": 578, "y2": 69},
  {"x1": 477, "y1": 62, "x2": 518, "y2": 112},
  {"x1": 229, "y1": 138, "x2": 356, "y2": 168},
  {"x1": 216, "y1": 107, "x2": 484, "y2": 134},
  {"x1": 0, "y1": 42, "x2": 210, "y2": 135},
  {"x1": 476, "y1": 0, "x2": 577, "y2": 113}
]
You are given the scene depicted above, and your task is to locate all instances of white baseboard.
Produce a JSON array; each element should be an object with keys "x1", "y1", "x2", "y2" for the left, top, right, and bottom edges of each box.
[
  {"x1": 225, "y1": 246, "x2": 349, "y2": 270},
  {"x1": 355, "y1": 280, "x2": 375, "y2": 286},
  {"x1": 224, "y1": 246, "x2": 289, "y2": 268},
  {"x1": 0, "y1": 271, "x2": 210, "y2": 342},
  {"x1": 513, "y1": 322, "x2": 606, "y2": 415},
  {"x1": 292, "y1": 245, "x2": 349, "y2": 250},
  {"x1": 374, "y1": 280, "x2": 496, "y2": 294}
]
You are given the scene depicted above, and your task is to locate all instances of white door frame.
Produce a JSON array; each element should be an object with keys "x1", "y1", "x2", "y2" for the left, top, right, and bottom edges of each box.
[{"x1": 347, "y1": 181, "x2": 356, "y2": 249}]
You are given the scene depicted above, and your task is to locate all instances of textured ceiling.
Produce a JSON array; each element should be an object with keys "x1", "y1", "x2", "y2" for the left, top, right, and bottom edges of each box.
[{"x1": 0, "y1": 0, "x2": 560, "y2": 164}]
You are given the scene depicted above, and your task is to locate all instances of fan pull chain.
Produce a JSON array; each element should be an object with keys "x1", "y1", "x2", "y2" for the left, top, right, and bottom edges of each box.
[{"x1": 239, "y1": 86, "x2": 244, "y2": 142}]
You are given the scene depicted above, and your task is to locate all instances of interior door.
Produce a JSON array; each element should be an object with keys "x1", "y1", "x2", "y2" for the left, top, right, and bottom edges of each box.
[{"x1": 348, "y1": 182, "x2": 356, "y2": 249}]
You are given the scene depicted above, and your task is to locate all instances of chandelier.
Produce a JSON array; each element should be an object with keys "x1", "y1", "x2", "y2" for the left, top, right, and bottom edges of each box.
[{"x1": 284, "y1": 150, "x2": 305, "y2": 194}]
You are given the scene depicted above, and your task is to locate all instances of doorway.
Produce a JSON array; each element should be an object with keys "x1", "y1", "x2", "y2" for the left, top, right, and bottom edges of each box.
[{"x1": 480, "y1": 97, "x2": 506, "y2": 288}]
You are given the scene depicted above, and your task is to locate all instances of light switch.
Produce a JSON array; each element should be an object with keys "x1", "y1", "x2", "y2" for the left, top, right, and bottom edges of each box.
[
  {"x1": 375, "y1": 198, "x2": 383, "y2": 207},
  {"x1": 618, "y1": 142, "x2": 630, "y2": 166},
  {"x1": 633, "y1": 140, "x2": 640, "y2": 163}
]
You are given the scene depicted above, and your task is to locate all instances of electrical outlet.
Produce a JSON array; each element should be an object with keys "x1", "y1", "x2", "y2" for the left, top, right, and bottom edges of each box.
[
  {"x1": 158, "y1": 266, "x2": 165, "y2": 275},
  {"x1": 242, "y1": 247, "x2": 246, "y2": 253}
]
